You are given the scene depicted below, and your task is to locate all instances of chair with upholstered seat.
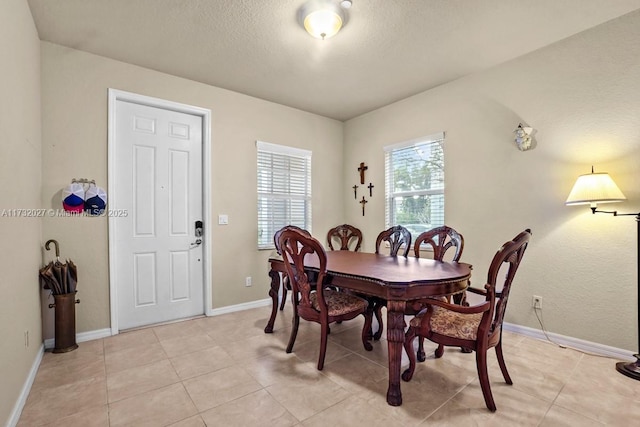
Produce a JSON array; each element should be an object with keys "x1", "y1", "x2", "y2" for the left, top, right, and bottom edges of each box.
[
  {"x1": 327, "y1": 224, "x2": 363, "y2": 252},
  {"x1": 274, "y1": 225, "x2": 312, "y2": 311},
  {"x1": 402, "y1": 229, "x2": 532, "y2": 412},
  {"x1": 370, "y1": 225, "x2": 412, "y2": 340},
  {"x1": 278, "y1": 228, "x2": 373, "y2": 370},
  {"x1": 410, "y1": 226, "x2": 465, "y2": 361}
]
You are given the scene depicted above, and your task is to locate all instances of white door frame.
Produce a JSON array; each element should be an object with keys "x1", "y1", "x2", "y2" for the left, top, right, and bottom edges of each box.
[{"x1": 107, "y1": 89, "x2": 213, "y2": 335}]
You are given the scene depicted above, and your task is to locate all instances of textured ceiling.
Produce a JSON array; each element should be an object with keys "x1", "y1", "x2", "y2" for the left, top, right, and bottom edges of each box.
[{"x1": 27, "y1": 0, "x2": 640, "y2": 121}]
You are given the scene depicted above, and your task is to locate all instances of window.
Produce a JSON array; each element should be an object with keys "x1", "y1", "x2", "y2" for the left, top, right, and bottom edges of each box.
[
  {"x1": 384, "y1": 132, "x2": 445, "y2": 240},
  {"x1": 257, "y1": 141, "x2": 312, "y2": 249}
]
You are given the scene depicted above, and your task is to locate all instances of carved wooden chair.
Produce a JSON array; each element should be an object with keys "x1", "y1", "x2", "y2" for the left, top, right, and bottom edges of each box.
[
  {"x1": 413, "y1": 225, "x2": 464, "y2": 262},
  {"x1": 278, "y1": 228, "x2": 373, "y2": 370},
  {"x1": 274, "y1": 225, "x2": 311, "y2": 311},
  {"x1": 375, "y1": 225, "x2": 412, "y2": 257},
  {"x1": 369, "y1": 225, "x2": 412, "y2": 340},
  {"x1": 327, "y1": 224, "x2": 363, "y2": 252},
  {"x1": 326, "y1": 224, "x2": 364, "y2": 324},
  {"x1": 402, "y1": 229, "x2": 532, "y2": 412},
  {"x1": 410, "y1": 226, "x2": 465, "y2": 361}
]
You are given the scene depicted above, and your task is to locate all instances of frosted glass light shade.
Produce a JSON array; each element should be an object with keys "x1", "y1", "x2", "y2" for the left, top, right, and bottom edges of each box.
[
  {"x1": 304, "y1": 9, "x2": 342, "y2": 39},
  {"x1": 565, "y1": 171, "x2": 627, "y2": 205},
  {"x1": 299, "y1": 0, "x2": 346, "y2": 40}
]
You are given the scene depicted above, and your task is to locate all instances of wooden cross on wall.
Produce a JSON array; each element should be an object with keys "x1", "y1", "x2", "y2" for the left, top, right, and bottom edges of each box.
[
  {"x1": 358, "y1": 162, "x2": 368, "y2": 184},
  {"x1": 352, "y1": 184, "x2": 358, "y2": 199},
  {"x1": 360, "y1": 196, "x2": 368, "y2": 216}
]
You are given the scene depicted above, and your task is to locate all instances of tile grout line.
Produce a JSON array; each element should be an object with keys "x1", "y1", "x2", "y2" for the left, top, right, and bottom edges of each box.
[
  {"x1": 543, "y1": 352, "x2": 607, "y2": 426},
  {"x1": 100, "y1": 338, "x2": 114, "y2": 427}
]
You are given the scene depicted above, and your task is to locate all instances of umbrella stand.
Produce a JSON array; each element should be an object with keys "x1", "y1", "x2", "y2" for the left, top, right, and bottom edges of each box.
[
  {"x1": 43, "y1": 239, "x2": 80, "y2": 353},
  {"x1": 48, "y1": 293, "x2": 80, "y2": 353}
]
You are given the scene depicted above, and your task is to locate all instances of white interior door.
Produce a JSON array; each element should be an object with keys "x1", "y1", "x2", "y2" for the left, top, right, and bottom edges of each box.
[{"x1": 113, "y1": 100, "x2": 204, "y2": 330}]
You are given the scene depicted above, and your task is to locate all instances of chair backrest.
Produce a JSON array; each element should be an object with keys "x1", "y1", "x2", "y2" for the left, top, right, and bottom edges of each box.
[
  {"x1": 277, "y1": 228, "x2": 328, "y2": 317},
  {"x1": 414, "y1": 226, "x2": 464, "y2": 261},
  {"x1": 327, "y1": 224, "x2": 363, "y2": 252},
  {"x1": 273, "y1": 225, "x2": 312, "y2": 255},
  {"x1": 485, "y1": 229, "x2": 532, "y2": 335},
  {"x1": 375, "y1": 225, "x2": 412, "y2": 257}
]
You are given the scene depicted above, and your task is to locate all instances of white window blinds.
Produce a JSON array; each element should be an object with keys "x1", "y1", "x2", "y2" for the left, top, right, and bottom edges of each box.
[
  {"x1": 257, "y1": 141, "x2": 312, "y2": 249},
  {"x1": 384, "y1": 133, "x2": 445, "y2": 238}
]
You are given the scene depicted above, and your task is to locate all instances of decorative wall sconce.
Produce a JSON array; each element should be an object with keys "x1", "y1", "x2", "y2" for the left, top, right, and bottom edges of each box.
[
  {"x1": 514, "y1": 123, "x2": 534, "y2": 151},
  {"x1": 566, "y1": 166, "x2": 640, "y2": 381}
]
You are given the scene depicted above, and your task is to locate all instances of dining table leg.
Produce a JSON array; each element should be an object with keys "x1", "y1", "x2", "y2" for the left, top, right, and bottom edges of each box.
[
  {"x1": 264, "y1": 269, "x2": 281, "y2": 333},
  {"x1": 386, "y1": 300, "x2": 406, "y2": 406}
]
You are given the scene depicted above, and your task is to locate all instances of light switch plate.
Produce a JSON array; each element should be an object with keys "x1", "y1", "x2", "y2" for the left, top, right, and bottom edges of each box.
[{"x1": 218, "y1": 214, "x2": 229, "y2": 225}]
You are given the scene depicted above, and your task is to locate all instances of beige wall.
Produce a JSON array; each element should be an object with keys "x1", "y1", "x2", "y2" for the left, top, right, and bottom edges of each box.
[
  {"x1": 0, "y1": 0, "x2": 42, "y2": 424},
  {"x1": 40, "y1": 42, "x2": 344, "y2": 336},
  {"x1": 343, "y1": 11, "x2": 640, "y2": 351},
  {"x1": 37, "y1": 9, "x2": 640, "y2": 351}
]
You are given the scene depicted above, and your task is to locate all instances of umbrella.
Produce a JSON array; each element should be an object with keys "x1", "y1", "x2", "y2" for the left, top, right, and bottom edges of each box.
[
  {"x1": 39, "y1": 262, "x2": 63, "y2": 295},
  {"x1": 67, "y1": 260, "x2": 77, "y2": 293},
  {"x1": 39, "y1": 239, "x2": 78, "y2": 295}
]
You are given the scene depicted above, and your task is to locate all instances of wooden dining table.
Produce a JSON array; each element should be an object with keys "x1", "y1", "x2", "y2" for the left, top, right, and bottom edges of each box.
[{"x1": 264, "y1": 250, "x2": 472, "y2": 406}]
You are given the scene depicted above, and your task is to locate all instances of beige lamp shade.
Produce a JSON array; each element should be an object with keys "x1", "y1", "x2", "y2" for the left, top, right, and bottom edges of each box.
[{"x1": 565, "y1": 171, "x2": 627, "y2": 206}]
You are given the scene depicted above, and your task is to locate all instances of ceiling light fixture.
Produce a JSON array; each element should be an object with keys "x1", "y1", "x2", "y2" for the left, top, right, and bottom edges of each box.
[{"x1": 299, "y1": 0, "x2": 348, "y2": 40}]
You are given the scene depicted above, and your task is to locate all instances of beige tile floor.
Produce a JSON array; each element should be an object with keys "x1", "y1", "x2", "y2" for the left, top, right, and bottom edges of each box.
[{"x1": 18, "y1": 305, "x2": 639, "y2": 426}]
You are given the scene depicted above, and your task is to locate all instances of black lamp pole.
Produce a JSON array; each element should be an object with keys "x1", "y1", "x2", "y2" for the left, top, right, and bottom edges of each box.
[{"x1": 591, "y1": 207, "x2": 640, "y2": 380}]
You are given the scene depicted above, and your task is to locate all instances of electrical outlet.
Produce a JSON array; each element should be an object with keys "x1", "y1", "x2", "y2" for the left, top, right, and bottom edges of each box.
[
  {"x1": 245, "y1": 276, "x2": 252, "y2": 287},
  {"x1": 532, "y1": 295, "x2": 542, "y2": 309}
]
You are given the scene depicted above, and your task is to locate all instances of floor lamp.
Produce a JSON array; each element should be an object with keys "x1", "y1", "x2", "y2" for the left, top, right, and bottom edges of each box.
[{"x1": 566, "y1": 166, "x2": 640, "y2": 381}]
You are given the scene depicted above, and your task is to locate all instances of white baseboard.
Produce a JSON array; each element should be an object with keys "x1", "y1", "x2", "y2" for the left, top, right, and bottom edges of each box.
[
  {"x1": 43, "y1": 328, "x2": 112, "y2": 350},
  {"x1": 207, "y1": 298, "x2": 272, "y2": 316},
  {"x1": 7, "y1": 344, "x2": 44, "y2": 427},
  {"x1": 504, "y1": 322, "x2": 635, "y2": 361},
  {"x1": 210, "y1": 302, "x2": 634, "y2": 360},
  {"x1": 38, "y1": 315, "x2": 634, "y2": 362}
]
